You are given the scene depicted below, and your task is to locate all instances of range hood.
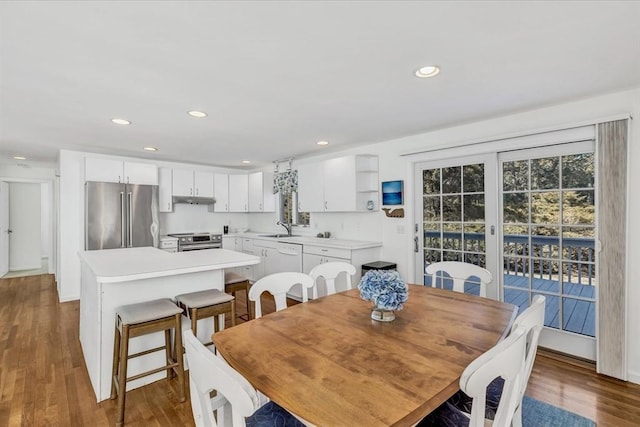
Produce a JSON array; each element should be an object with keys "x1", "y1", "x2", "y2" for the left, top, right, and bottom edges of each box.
[{"x1": 172, "y1": 195, "x2": 216, "y2": 205}]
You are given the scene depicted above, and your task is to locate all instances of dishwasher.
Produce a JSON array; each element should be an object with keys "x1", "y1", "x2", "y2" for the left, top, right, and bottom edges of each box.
[{"x1": 271, "y1": 242, "x2": 304, "y2": 301}]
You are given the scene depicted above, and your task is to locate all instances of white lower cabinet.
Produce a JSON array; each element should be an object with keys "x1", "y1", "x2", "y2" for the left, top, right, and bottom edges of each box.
[{"x1": 302, "y1": 244, "x2": 380, "y2": 299}]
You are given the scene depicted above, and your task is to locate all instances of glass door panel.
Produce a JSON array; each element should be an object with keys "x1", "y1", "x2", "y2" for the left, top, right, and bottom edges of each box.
[
  {"x1": 500, "y1": 143, "x2": 596, "y2": 357},
  {"x1": 415, "y1": 155, "x2": 497, "y2": 298}
]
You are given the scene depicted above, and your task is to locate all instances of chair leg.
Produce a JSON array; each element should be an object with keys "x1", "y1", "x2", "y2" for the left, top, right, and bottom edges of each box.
[
  {"x1": 115, "y1": 324, "x2": 130, "y2": 427},
  {"x1": 173, "y1": 313, "x2": 186, "y2": 403},
  {"x1": 230, "y1": 299, "x2": 236, "y2": 327},
  {"x1": 190, "y1": 307, "x2": 198, "y2": 338},
  {"x1": 245, "y1": 283, "x2": 253, "y2": 320},
  {"x1": 110, "y1": 322, "x2": 121, "y2": 400}
]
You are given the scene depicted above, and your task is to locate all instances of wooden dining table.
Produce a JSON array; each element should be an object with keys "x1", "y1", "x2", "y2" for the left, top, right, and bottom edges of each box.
[{"x1": 213, "y1": 284, "x2": 517, "y2": 427}]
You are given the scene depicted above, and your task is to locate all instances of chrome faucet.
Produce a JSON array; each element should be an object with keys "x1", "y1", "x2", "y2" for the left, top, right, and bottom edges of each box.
[{"x1": 276, "y1": 221, "x2": 292, "y2": 236}]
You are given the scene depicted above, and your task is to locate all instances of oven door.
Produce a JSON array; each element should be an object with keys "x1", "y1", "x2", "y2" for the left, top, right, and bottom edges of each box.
[{"x1": 180, "y1": 243, "x2": 221, "y2": 251}]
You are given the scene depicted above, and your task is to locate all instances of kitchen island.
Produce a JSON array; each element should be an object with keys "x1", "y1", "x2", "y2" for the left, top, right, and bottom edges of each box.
[{"x1": 78, "y1": 246, "x2": 260, "y2": 402}]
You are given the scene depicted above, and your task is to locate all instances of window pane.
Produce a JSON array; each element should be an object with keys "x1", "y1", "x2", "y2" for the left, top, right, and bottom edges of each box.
[
  {"x1": 423, "y1": 196, "x2": 440, "y2": 221},
  {"x1": 531, "y1": 157, "x2": 559, "y2": 190},
  {"x1": 562, "y1": 190, "x2": 595, "y2": 225},
  {"x1": 442, "y1": 166, "x2": 461, "y2": 194},
  {"x1": 503, "y1": 193, "x2": 528, "y2": 223},
  {"x1": 463, "y1": 164, "x2": 484, "y2": 192},
  {"x1": 463, "y1": 194, "x2": 485, "y2": 222},
  {"x1": 503, "y1": 160, "x2": 528, "y2": 191},
  {"x1": 442, "y1": 195, "x2": 461, "y2": 221},
  {"x1": 531, "y1": 191, "x2": 559, "y2": 224},
  {"x1": 423, "y1": 169, "x2": 441, "y2": 194},
  {"x1": 563, "y1": 153, "x2": 594, "y2": 189}
]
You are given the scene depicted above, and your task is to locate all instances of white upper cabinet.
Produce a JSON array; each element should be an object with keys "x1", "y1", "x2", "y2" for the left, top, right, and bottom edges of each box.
[
  {"x1": 172, "y1": 169, "x2": 214, "y2": 197},
  {"x1": 248, "y1": 171, "x2": 275, "y2": 212},
  {"x1": 213, "y1": 173, "x2": 229, "y2": 212},
  {"x1": 85, "y1": 158, "x2": 158, "y2": 185},
  {"x1": 298, "y1": 155, "x2": 378, "y2": 212},
  {"x1": 158, "y1": 167, "x2": 173, "y2": 212},
  {"x1": 194, "y1": 171, "x2": 214, "y2": 198},
  {"x1": 228, "y1": 174, "x2": 249, "y2": 212},
  {"x1": 297, "y1": 162, "x2": 325, "y2": 213}
]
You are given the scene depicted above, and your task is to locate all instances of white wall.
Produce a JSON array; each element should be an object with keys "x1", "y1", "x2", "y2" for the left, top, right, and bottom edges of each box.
[{"x1": 159, "y1": 204, "x2": 249, "y2": 235}]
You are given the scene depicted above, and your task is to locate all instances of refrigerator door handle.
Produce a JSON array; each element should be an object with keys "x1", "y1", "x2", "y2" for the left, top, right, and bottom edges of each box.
[
  {"x1": 120, "y1": 192, "x2": 126, "y2": 248},
  {"x1": 127, "y1": 192, "x2": 133, "y2": 247}
]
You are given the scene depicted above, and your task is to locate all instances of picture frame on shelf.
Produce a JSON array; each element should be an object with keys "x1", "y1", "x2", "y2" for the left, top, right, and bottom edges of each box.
[{"x1": 381, "y1": 180, "x2": 403, "y2": 206}]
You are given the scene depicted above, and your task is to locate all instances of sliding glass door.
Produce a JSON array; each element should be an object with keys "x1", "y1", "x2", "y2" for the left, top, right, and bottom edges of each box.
[
  {"x1": 499, "y1": 142, "x2": 596, "y2": 358},
  {"x1": 414, "y1": 141, "x2": 596, "y2": 358}
]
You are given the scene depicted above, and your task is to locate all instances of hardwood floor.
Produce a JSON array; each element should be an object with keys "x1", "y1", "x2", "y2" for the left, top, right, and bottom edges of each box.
[{"x1": 1, "y1": 274, "x2": 639, "y2": 426}]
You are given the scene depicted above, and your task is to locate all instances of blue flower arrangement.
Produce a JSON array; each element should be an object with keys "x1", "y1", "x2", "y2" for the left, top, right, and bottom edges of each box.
[{"x1": 357, "y1": 270, "x2": 408, "y2": 311}]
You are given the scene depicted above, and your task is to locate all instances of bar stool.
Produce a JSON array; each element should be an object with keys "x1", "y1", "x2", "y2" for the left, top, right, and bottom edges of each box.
[
  {"x1": 110, "y1": 298, "x2": 185, "y2": 427},
  {"x1": 174, "y1": 289, "x2": 235, "y2": 347},
  {"x1": 225, "y1": 271, "x2": 253, "y2": 320}
]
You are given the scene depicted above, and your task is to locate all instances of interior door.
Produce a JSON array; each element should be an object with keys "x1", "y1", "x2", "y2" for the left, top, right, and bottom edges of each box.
[
  {"x1": 8, "y1": 182, "x2": 41, "y2": 270},
  {"x1": 414, "y1": 155, "x2": 498, "y2": 299},
  {"x1": 0, "y1": 181, "x2": 9, "y2": 276}
]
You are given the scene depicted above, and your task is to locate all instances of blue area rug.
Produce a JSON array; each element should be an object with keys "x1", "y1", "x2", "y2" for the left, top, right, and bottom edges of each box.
[{"x1": 523, "y1": 396, "x2": 595, "y2": 426}]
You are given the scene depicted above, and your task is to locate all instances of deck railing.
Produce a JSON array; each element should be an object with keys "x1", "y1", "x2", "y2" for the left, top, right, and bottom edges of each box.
[{"x1": 424, "y1": 231, "x2": 596, "y2": 286}]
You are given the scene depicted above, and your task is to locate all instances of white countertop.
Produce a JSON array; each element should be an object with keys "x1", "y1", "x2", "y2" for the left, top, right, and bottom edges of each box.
[
  {"x1": 78, "y1": 247, "x2": 260, "y2": 283},
  {"x1": 225, "y1": 232, "x2": 382, "y2": 250}
]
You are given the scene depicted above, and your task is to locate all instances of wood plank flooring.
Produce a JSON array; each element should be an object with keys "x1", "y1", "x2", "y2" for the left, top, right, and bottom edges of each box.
[{"x1": 1, "y1": 274, "x2": 639, "y2": 426}]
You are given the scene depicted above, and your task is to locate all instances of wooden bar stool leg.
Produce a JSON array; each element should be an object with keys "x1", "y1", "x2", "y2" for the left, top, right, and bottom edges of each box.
[
  {"x1": 110, "y1": 322, "x2": 121, "y2": 400},
  {"x1": 173, "y1": 313, "x2": 186, "y2": 402},
  {"x1": 115, "y1": 324, "x2": 130, "y2": 427},
  {"x1": 164, "y1": 329, "x2": 173, "y2": 379}
]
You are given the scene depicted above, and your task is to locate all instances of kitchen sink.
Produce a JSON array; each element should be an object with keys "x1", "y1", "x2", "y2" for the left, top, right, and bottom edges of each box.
[{"x1": 259, "y1": 234, "x2": 300, "y2": 238}]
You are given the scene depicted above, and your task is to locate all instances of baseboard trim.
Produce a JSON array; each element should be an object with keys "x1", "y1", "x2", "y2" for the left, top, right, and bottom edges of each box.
[
  {"x1": 9, "y1": 264, "x2": 41, "y2": 271},
  {"x1": 627, "y1": 370, "x2": 640, "y2": 385},
  {"x1": 59, "y1": 294, "x2": 80, "y2": 303}
]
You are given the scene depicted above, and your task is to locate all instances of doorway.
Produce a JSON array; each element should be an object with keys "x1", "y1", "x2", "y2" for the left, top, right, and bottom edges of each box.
[{"x1": 0, "y1": 180, "x2": 53, "y2": 278}]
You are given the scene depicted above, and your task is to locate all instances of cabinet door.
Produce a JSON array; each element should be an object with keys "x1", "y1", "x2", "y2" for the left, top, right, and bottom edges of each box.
[
  {"x1": 158, "y1": 168, "x2": 173, "y2": 212},
  {"x1": 248, "y1": 172, "x2": 263, "y2": 212},
  {"x1": 213, "y1": 173, "x2": 229, "y2": 212},
  {"x1": 323, "y1": 156, "x2": 356, "y2": 211},
  {"x1": 228, "y1": 175, "x2": 249, "y2": 212},
  {"x1": 85, "y1": 158, "x2": 123, "y2": 183},
  {"x1": 297, "y1": 162, "x2": 325, "y2": 212},
  {"x1": 172, "y1": 169, "x2": 194, "y2": 197},
  {"x1": 194, "y1": 171, "x2": 214, "y2": 197},
  {"x1": 124, "y1": 162, "x2": 158, "y2": 185}
]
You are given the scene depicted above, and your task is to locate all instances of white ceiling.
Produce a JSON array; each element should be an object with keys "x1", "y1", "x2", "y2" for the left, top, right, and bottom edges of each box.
[{"x1": 1, "y1": 1, "x2": 639, "y2": 170}]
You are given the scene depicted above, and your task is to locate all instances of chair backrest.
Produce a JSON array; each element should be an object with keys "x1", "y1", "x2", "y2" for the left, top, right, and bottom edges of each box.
[
  {"x1": 512, "y1": 295, "x2": 545, "y2": 404},
  {"x1": 184, "y1": 329, "x2": 259, "y2": 427},
  {"x1": 460, "y1": 326, "x2": 528, "y2": 427},
  {"x1": 248, "y1": 272, "x2": 315, "y2": 318},
  {"x1": 309, "y1": 261, "x2": 356, "y2": 299},
  {"x1": 425, "y1": 261, "x2": 492, "y2": 297}
]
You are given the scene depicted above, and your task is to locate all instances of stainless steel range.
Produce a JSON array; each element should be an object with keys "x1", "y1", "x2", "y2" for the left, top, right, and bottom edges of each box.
[{"x1": 167, "y1": 232, "x2": 222, "y2": 251}]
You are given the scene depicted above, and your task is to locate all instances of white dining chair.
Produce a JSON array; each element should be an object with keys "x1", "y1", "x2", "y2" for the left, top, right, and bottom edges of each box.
[
  {"x1": 184, "y1": 329, "x2": 305, "y2": 427},
  {"x1": 418, "y1": 326, "x2": 528, "y2": 427},
  {"x1": 425, "y1": 261, "x2": 492, "y2": 298},
  {"x1": 447, "y1": 295, "x2": 546, "y2": 425},
  {"x1": 308, "y1": 261, "x2": 356, "y2": 299},
  {"x1": 248, "y1": 272, "x2": 315, "y2": 318}
]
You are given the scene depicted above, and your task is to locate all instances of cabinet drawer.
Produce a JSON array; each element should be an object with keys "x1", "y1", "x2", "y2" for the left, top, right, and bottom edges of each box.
[
  {"x1": 303, "y1": 245, "x2": 351, "y2": 260},
  {"x1": 160, "y1": 239, "x2": 178, "y2": 249},
  {"x1": 241, "y1": 238, "x2": 254, "y2": 251}
]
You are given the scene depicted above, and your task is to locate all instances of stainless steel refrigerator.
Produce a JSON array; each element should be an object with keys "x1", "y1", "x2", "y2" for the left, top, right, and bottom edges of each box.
[{"x1": 85, "y1": 181, "x2": 159, "y2": 250}]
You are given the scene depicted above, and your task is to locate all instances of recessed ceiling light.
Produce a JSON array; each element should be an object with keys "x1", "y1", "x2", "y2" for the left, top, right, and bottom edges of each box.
[
  {"x1": 13, "y1": 156, "x2": 27, "y2": 160},
  {"x1": 143, "y1": 147, "x2": 158, "y2": 151},
  {"x1": 316, "y1": 140, "x2": 329, "y2": 146},
  {"x1": 415, "y1": 65, "x2": 440, "y2": 78},
  {"x1": 188, "y1": 110, "x2": 208, "y2": 118},
  {"x1": 111, "y1": 118, "x2": 131, "y2": 125},
  {"x1": 241, "y1": 160, "x2": 251, "y2": 164}
]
